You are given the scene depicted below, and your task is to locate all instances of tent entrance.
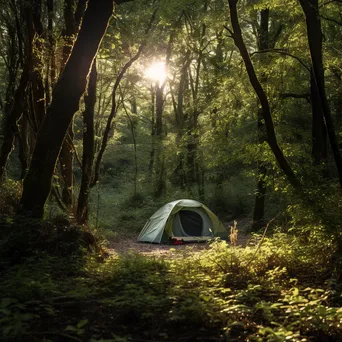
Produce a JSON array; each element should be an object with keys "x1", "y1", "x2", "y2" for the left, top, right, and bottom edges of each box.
[{"x1": 175, "y1": 210, "x2": 203, "y2": 236}]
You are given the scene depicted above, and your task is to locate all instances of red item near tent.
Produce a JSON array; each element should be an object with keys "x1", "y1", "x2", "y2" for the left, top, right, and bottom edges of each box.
[{"x1": 170, "y1": 238, "x2": 183, "y2": 245}]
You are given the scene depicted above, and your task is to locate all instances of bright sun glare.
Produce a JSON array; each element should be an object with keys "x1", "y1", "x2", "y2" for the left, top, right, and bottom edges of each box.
[{"x1": 145, "y1": 61, "x2": 167, "y2": 85}]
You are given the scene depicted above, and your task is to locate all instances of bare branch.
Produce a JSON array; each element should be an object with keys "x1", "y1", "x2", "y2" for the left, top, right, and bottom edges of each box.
[
  {"x1": 250, "y1": 49, "x2": 311, "y2": 73},
  {"x1": 319, "y1": 0, "x2": 342, "y2": 8},
  {"x1": 223, "y1": 24, "x2": 234, "y2": 38},
  {"x1": 320, "y1": 15, "x2": 342, "y2": 25},
  {"x1": 280, "y1": 92, "x2": 311, "y2": 103}
]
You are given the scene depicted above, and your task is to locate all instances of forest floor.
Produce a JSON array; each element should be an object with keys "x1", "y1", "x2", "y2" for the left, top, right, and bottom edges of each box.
[
  {"x1": 106, "y1": 217, "x2": 253, "y2": 257},
  {"x1": 2, "y1": 215, "x2": 341, "y2": 342}
]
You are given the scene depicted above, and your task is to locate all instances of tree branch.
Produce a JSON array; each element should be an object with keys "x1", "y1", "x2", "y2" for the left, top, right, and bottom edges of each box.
[
  {"x1": 223, "y1": 24, "x2": 234, "y2": 38},
  {"x1": 250, "y1": 49, "x2": 311, "y2": 73},
  {"x1": 91, "y1": 8, "x2": 158, "y2": 187},
  {"x1": 319, "y1": 0, "x2": 342, "y2": 7},
  {"x1": 320, "y1": 15, "x2": 342, "y2": 25},
  {"x1": 280, "y1": 92, "x2": 311, "y2": 103}
]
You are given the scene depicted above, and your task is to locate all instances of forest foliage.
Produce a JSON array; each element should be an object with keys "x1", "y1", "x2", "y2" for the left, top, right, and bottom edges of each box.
[{"x1": 1, "y1": 0, "x2": 342, "y2": 340}]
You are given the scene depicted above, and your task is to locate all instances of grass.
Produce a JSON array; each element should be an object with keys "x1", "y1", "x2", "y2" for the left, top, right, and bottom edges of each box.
[{"x1": 1, "y1": 230, "x2": 342, "y2": 342}]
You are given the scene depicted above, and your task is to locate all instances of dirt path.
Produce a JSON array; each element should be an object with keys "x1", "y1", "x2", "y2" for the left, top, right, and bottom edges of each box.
[{"x1": 106, "y1": 217, "x2": 252, "y2": 257}]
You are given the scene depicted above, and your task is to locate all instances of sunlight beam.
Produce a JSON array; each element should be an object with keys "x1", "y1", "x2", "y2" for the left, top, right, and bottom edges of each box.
[{"x1": 145, "y1": 61, "x2": 167, "y2": 86}]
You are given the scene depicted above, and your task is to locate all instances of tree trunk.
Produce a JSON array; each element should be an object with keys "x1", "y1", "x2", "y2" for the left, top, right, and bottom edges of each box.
[
  {"x1": 91, "y1": 21, "x2": 155, "y2": 186},
  {"x1": 155, "y1": 84, "x2": 163, "y2": 136},
  {"x1": 186, "y1": 8, "x2": 206, "y2": 197},
  {"x1": 154, "y1": 83, "x2": 166, "y2": 197},
  {"x1": 122, "y1": 97, "x2": 138, "y2": 197},
  {"x1": 154, "y1": 139, "x2": 166, "y2": 198},
  {"x1": 0, "y1": 62, "x2": 30, "y2": 182},
  {"x1": 58, "y1": 0, "x2": 87, "y2": 209},
  {"x1": 47, "y1": 0, "x2": 56, "y2": 88},
  {"x1": 171, "y1": 52, "x2": 191, "y2": 188},
  {"x1": 227, "y1": 0, "x2": 301, "y2": 190},
  {"x1": 17, "y1": 115, "x2": 30, "y2": 179},
  {"x1": 58, "y1": 0, "x2": 85, "y2": 208},
  {"x1": 310, "y1": 68, "x2": 327, "y2": 166},
  {"x1": 77, "y1": 60, "x2": 97, "y2": 224},
  {"x1": 299, "y1": 0, "x2": 342, "y2": 188},
  {"x1": 59, "y1": 133, "x2": 74, "y2": 207},
  {"x1": 18, "y1": 0, "x2": 115, "y2": 217},
  {"x1": 149, "y1": 86, "x2": 155, "y2": 175},
  {"x1": 252, "y1": 9, "x2": 269, "y2": 230},
  {"x1": 30, "y1": 0, "x2": 46, "y2": 127}
]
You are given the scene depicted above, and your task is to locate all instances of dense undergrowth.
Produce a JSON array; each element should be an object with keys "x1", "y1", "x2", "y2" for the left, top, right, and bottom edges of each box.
[
  {"x1": 1, "y1": 179, "x2": 342, "y2": 341},
  {"x1": 1, "y1": 228, "x2": 342, "y2": 341}
]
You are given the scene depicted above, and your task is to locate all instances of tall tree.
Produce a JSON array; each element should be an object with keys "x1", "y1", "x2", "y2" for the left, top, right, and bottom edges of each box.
[
  {"x1": 252, "y1": 8, "x2": 270, "y2": 230},
  {"x1": 299, "y1": 0, "x2": 342, "y2": 188},
  {"x1": 0, "y1": 2, "x2": 32, "y2": 182},
  {"x1": 76, "y1": 60, "x2": 97, "y2": 224},
  {"x1": 226, "y1": 0, "x2": 301, "y2": 190},
  {"x1": 59, "y1": 0, "x2": 87, "y2": 208},
  {"x1": 91, "y1": 8, "x2": 157, "y2": 186},
  {"x1": 18, "y1": 0, "x2": 117, "y2": 217}
]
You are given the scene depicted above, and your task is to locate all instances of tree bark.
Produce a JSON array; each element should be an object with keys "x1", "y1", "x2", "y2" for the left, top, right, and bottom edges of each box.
[
  {"x1": 186, "y1": 5, "x2": 207, "y2": 198},
  {"x1": 76, "y1": 60, "x2": 97, "y2": 224},
  {"x1": 30, "y1": 0, "x2": 46, "y2": 127},
  {"x1": 171, "y1": 52, "x2": 191, "y2": 188},
  {"x1": 310, "y1": 68, "x2": 327, "y2": 165},
  {"x1": 148, "y1": 86, "x2": 155, "y2": 175},
  {"x1": 299, "y1": 0, "x2": 342, "y2": 187},
  {"x1": 252, "y1": 9, "x2": 269, "y2": 230},
  {"x1": 17, "y1": 115, "x2": 30, "y2": 179},
  {"x1": 227, "y1": 0, "x2": 301, "y2": 190},
  {"x1": 47, "y1": 0, "x2": 56, "y2": 88},
  {"x1": 18, "y1": 0, "x2": 115, "y2": 217},
  {"x1": 0, "y1": 62, "x2": 30, "y2": 182},
  {"x1": 58, "y1": 0, "x2": 87, "y2": 208},
  {"x1": 154, "y1": 82, "x2": 166, "y2": 197},
  {"x1": 59, "y1": 133, "x2": 74, "y2": 207}
]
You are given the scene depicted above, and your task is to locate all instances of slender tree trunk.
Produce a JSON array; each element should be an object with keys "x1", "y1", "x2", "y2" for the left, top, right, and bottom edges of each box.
[
  {"x1": 171, "y1": 52, "x2": 191, "y2": 188},
  {"x1": 310, "y1": 68, "x2": 327, "y2": 165},
  {"x1": 154, "y1": 83, "x2": 166, "y2": 197},
  {"x1": 18, "y1": 0, "x2": 115, "y2": 217},
  {"x1": 155, "y1": 84, "x2": 163, "y2": 136},
  {"x1": 17, "y1": 115, "x2": 30, "y2": 179},
  {"x1": 154, "y1": 139, "x2": 166, "y2": 198},
  {"x1": 149, "y1": 86, "x2": 155, "y2": 175},
  {"x1": 186, "y1": 8, "x2": 206, "y2": 197},
  {"x1": 58, "y1": 0, "x2": 81, "y2": 208},
  {"x1": 3, "y1": 22, "x2": 19, "y2": 118},
  {"x1": 59, "y1": 134, "x2": 74, "y2": 208},
  {"x1": 58, "y1": 0, "x2": 87, "y2": 209},
  {"x1": 122, "y1": 98, "x2": 138, "y2": 196},
  {"x1": 47, "y1": 0, "x2": 56, "y2": 88},
  {"x1": 30, "y1": 0, "x2": 46, "y2": 127},
  {"x1": 299, "y1": 0, "x2": 342, "y2": 188},
  {"x1": 227, "y1": 0, "x2": 301, "y2": 190},
  {"x1": 252, "y1": 9, "x2": 269, "y2": 230},
  {"x1": 77, "y1": 60, "x2": 97, "y2": 224},
  {"x1": 0, "y1": 62, "x2": 30, "y2": 182},
  {"x1": 91, "y1": 9, "x2": 156, "y2": 187}
]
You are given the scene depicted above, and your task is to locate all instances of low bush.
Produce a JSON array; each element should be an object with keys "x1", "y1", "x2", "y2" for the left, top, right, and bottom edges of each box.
[
  {"x1": 0, "y1": 215, "x2": 99, "y2": 264},
  {"x1": 0, "y1": 179, "x2": 21, "y2": 216},
  {"x1": 1, "y1": 231, "x2": 341, "y2": 341}
]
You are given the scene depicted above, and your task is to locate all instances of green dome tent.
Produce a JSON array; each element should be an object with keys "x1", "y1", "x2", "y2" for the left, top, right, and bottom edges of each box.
[{"x1": 137, "y1": 199, "x2": 227, "y2": 243}]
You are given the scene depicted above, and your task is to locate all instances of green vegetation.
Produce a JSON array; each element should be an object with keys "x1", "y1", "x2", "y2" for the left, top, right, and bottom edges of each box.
[
  {"x1": 1, "y1": 0, "x2": 342, "y2": 340},
  {"x1": 1, "y1": 230, "x2": 341, "y2": 341}
]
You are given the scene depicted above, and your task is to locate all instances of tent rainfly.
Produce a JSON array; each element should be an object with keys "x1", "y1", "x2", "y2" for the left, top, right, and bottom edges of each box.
[{"x1": 137, "y1": 199, "x2": 227, "y2": 243}]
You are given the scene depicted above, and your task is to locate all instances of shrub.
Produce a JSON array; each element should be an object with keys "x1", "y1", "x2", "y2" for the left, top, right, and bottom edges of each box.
[{"x1": 0, "y1": 179, "x2": 21, "y2": 216}]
